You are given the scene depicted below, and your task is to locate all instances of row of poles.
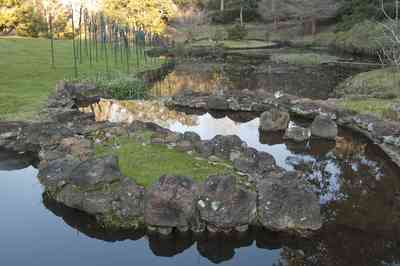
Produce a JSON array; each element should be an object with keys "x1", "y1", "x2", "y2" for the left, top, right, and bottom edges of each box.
[{"x1": 49, "y1": 6, "x2": 169, "y2": 79}]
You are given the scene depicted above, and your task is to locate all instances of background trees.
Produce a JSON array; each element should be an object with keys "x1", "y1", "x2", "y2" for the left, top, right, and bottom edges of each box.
[
  {"x1": 0, "y1": 0, "x2": 71, "y2": 37},
  {"x1": 102, "y1": 0, "x2": 178, "y2": 34}
]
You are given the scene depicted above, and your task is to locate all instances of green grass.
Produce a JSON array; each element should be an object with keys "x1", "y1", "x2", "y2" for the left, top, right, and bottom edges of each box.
[
  {"x1": 0, "y1": 37, "x2": 163, "y2": 120},
  {"x1": 336, "y1": 67, "x2": 400, "y2": 98},
  {"x1": 95, "y1": 133, "x2": 236, "y2": 187},
  {"x1": 339, "y1": 98, "x2": 399, "y2": 121}
]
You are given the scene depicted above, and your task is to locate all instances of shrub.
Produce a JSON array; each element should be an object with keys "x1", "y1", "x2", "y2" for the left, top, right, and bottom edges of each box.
[{"x1": 227, "y1": 23, "x2": 247, "y2": 40}]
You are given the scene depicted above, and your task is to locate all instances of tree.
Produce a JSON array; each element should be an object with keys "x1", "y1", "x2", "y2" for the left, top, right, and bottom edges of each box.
[{"x1": 103, "y1": 0, "x2": 178, "y2": 34}]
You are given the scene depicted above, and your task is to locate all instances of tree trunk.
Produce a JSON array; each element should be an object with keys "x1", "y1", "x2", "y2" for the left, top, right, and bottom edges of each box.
[{"x1": 220, "y1": 0, "x2": 224, "y2": 12}]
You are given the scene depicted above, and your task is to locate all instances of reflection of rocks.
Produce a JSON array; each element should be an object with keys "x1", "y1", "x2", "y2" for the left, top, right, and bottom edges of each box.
[
  {"x1": 259, "y1": 129, "x2": 284, "y2": 145},
  {"x1": 0, "y1": 149, "x2": 36, "y2": 171},
  {"x1": 197, "y1": 233, "x2": 253, "y2": 263},
  {"x1": 257, "y1": 172, "x2": 322, "y2": 234},
  {"x1": 81, "y1": 99, "x2": 198, "y2": 128},
  {"x1": 147, "y1": 233, "x2": 195, "y2": 257},
  {"x1": 284, "y1": 125, "x2": 311, "y2": 142}
]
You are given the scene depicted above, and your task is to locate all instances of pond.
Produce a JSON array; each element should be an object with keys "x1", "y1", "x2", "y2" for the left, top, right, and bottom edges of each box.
[
  {"x1": 149, "y1": 50, "x2": 376, "y2": 100},
  {"x1": 2, "y1": 49, "x2": 399, "y2": 266},
  {"x1": 1, "y1": 145, "x2": 400, "y2": 266},
  {"x1": 73, "y1": 98, "x2": 400, "y2": 265}
]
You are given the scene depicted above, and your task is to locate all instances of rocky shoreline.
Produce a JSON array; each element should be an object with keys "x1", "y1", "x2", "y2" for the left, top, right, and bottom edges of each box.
[
  {"x1": 166, "y1": 89, "x2": 400, "y2": 168},
  {"x1": 0, "y1": 81, "x2": 323, "y2": 236},
  {"x1": 1, "y1": 77, "x2": 399, "y2": 237}
]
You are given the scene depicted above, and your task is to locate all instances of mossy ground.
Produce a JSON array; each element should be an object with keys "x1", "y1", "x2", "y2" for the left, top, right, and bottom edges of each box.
[
  {"x1": 336, "y1": 67, "x2": 400, "y2": 98},
  {"x1": 338, "y1": 98, "x2": 399, "y2": 121},
  {"x1": 0, "y1": 37, "x2": 163, "y2": 120},
  {"x1": 95, "y1": 132, "x2": 236, "y2": 187},
  {"x1": 336, "y1": 67, "x2": 400, "y2": 121}
]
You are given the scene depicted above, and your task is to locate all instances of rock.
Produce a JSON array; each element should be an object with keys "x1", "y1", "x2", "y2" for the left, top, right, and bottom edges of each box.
[
  {"x1": 233, "y1": 148, "x2": 276, "y2": 177},
  {"x1": 283, "y1": 125, "x2": 311, "y2": 142},
  {"x1": 210, "y1": 135, "x2": 245, "y2": 160},
  {"x1": 207, "y1": 96, "x2": 229, "y2": 110},
  {"x1": 259, "y1": 109, "x2": 290, "y2": 131},
  {"x1": 183, "y1": 131, "x2": 201, "y2": 143},
  {"x1": 69, "y1": 155, "x2": 123, "y2": 189},
  {"x1": 38, "y1": 156, "x2": 82, "y2": 189},
  {"x1": 194, "y1": 140, "x2": 214, "y2": 157},
  {"x1": 197, "y1": 175, "x2": 257, "y2": 230},
  {"x1": 144, "y1": 175, "x2": 202, "y2": 230},
  {"x1": 59, "y1": 137, "x2": 93, "y2": 160},
  {"x1": 175, "y1": 140, "x2": 193, "y2": 152},
  {"x1": 311, "y1": 114, "x2": 338, "y2": 140},
  {"x1": 257, "y1": 172, "x2": 322, "y2": 234}
]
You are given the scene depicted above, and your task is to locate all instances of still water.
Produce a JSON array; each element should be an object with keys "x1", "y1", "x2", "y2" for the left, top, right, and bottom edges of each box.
[{"x1": 2, "y1": 100, "x2": 400, "y2": 265}]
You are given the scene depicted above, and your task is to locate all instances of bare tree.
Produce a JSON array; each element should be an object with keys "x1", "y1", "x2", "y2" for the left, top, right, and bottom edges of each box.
[{"x1": 379, "y1": 0, "x2": 400, "y2": 66}]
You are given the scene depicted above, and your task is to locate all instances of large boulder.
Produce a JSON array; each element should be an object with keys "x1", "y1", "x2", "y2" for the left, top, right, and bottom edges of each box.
[
  {"x1": 284, "y1": 125, "x2": 311, "y2": 142},
  {"x1": 197, "y1": 175, "x2": 257, "y2": 232},
  {"x1": 257, "y1": 172, "x2": 322, "y2": 234},
  {"x1": 69, "y1": 155, "x2": 123, "y2": 189},
  {"x1": 259, "y1": 109, "x2": 290, "y2": 131},
  {"x1": 233, "y1": 147, "x2": 277, "y2": 180},
  {"x1": 210, "y1": 135, "x2": 245, "y2": 160},
  {"x1": 311, "y1": 114, "x2": 338, "y2": 140},
  {"x1": 144, "y1": 175, "x2": 202, "y2": 232},
  {"x1": 207, "y1": 96, "x2": 229, "y2": 110}
]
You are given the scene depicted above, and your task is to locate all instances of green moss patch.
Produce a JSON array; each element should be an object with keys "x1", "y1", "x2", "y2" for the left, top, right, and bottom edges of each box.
[
  {"x1": 336, "y1": 67, "x2": 400, "y2": 98},
  {"x1": 338, "y1": 98, "x2": 399, "y2": 121},
  {"x1": 95, "y1": 133, "x2": 236, "y2": 187}
]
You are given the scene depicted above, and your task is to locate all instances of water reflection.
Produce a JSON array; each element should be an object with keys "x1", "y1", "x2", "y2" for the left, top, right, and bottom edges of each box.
[
  {"x1": 85, "y1": 100, "x2": 400, "y2": 240},
  {"x1": 150, "y1": 59, "x2": 366, "y2": 99},
  {"x1": 1, "y1": 129, "x2": 400, "y2": 265}
]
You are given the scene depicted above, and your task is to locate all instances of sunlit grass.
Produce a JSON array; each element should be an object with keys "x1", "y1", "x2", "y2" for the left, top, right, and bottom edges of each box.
[
  {"x1": 0, "y1": 37, "x2": 163, "y2": 120},
  {"x1": 95, "y1": 133, "x2": 236, "y2": 187}
]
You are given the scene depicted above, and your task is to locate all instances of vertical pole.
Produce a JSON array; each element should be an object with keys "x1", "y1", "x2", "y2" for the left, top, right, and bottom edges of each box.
[{"x1": 71, "y1": 7, "x2": 78, "y2": 78}]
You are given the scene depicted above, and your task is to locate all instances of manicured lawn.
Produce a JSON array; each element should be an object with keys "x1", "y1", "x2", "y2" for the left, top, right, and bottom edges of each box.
[
  {"x1": 0, "y1": 37, "x2": 162, "y2": 120},
  {"x1": 95, "y1": 133, "x2": 236, "y2": 187}
]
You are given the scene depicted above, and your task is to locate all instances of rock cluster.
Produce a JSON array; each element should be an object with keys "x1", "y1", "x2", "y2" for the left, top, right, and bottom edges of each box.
[
  {"x1": 167, "y1": 89, "x2": 400, "y2": 166},
  {"x1": 0, "y1": 82, "x2": 323, "y2": 236}
]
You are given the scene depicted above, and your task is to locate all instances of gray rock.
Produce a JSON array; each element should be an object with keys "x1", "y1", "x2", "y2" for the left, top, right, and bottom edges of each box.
[
  {"x1": 233, "y1": 148, "x2": 276, "y2": 176},
  {"x1": 38, "y1": 156, "x2": 81, "y2": 189},
  {"x1": 183, "y1": 131, "x2": 201, "y2": 143},
  {"x1": 144, "y1": 175, "x2": 202, "y2": 230},
  {"x1": 210, "y1": 135, "x2": 245, "y2": 160},
  {"x1": 175, "y1": 140, "x2": 194, "y2": 152},
  {"x1": 257, "y1": 172, "x2": 322, "y2": 234},
  {"x1": 198, "y1": 175, "x2": 257, "y2": 230},
  {"x1": 194, "y1": 140, "x2": 214, "y2": 157},
  {"x1": 284, "y1": 125, "x2": 311, "y2": 142},
  {"x1": 207, "y1": 96, "x2": 229, "y2": 110},
  {"x1": 259, "y1": 109, "x2": 290, "y2": 131},
  {"x1": 69, "y1": 155, "x2": 123, "y2": 189},
  {"x1": 311, "y1": 114, "x2": 338, "y2": 140}
]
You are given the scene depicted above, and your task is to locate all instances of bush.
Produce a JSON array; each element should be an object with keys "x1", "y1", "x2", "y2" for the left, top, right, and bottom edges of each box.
[{"x1": 226, "y1": 23, "x2": 247, "y2": 40}]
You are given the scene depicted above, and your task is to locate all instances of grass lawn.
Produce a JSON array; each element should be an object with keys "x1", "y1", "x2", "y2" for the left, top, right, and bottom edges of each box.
[
  {"x1": 0, "y1": 37, "x2": 162, "y2": 120},
  {"x1": 95, "y1": 133, "x2": 236, "y2": 187}
]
